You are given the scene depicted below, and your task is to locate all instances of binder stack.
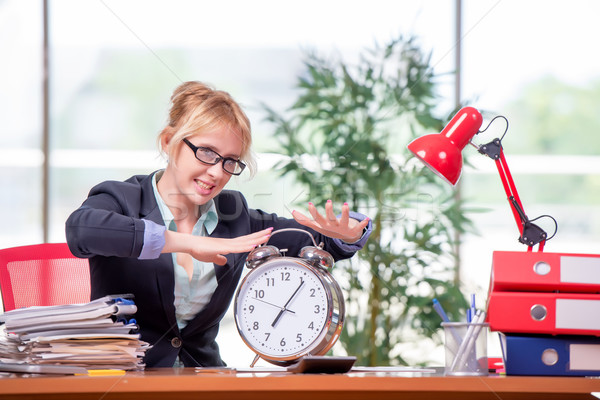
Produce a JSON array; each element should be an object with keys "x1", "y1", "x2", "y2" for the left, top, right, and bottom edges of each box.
[
  {"x1": 487, "y1": 251, "x2": 600, "y2": 376},
  {"x1": 0, "y1": 295, "x2": 150, "y2": 371}
]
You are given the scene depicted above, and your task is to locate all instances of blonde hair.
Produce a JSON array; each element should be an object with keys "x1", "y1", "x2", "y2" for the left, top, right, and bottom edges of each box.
[{"x1": 159, "y1": 81, "x2": 256, "y2": 176}]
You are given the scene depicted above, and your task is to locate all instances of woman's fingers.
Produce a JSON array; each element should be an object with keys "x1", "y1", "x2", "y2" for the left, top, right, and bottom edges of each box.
[
  {"x1": 235, "y1": 227, "x2": 273, "y2": 249},
  {"x1": 339, "y1": 203, "x2": 350, "y2": 227},
  {"x1": 308, "y1": 202, "x2": 329, "y2": 227},
  {"x1": 190, "y1": 228, "x2": 273, "y2": 265},
  {"x1": 325, "y1": 200, "x2": 339, "y2": 224},
  {"x1": 209, "y1": 254, "x2": 229, "y2": 266},
  {"x1": 292, "y1": 201, "x2": 367, "y2": 242}
]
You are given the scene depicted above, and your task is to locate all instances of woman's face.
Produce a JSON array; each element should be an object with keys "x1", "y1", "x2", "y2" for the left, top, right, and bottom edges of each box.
[{"x1": 161, "y1": 125, "x2": 243, "y2": 213}]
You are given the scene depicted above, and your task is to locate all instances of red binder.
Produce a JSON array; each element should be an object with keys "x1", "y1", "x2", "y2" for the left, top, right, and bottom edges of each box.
[
  {"x1": 487, "y1": 291, "x2": 600, "y2": 336},
  {"x1": 489, "y1": 251, "x2": 600, "y2": 293}
]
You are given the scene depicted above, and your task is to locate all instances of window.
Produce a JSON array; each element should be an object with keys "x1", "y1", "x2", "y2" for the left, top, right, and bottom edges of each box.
[{"x1": 3, "y1": 0, "x2": 599, "y2": 366}]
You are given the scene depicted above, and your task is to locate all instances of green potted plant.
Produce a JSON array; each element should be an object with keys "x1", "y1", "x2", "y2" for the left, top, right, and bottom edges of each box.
[{"x1": 263, "y1": 35, "x2": 472, "y2": 366}]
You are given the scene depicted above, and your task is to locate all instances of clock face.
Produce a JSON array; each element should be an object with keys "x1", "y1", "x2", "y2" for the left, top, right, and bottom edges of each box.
[{"x1": 234, "y1": 258, "x2": 337, "y2": 361}]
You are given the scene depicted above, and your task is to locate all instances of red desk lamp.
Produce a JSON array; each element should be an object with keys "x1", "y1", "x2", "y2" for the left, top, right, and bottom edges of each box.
[{"x1": 408, "y1": 106, "x2": 555, "y2": 252}]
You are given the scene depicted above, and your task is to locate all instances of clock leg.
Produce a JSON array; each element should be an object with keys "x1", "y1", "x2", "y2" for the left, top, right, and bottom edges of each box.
[{"x1": 250, "y1": 354, "x2": 261, "y2": 367}]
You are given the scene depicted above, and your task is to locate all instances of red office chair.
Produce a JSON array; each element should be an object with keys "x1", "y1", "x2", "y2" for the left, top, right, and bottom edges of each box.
[{"x1": 0, "y1": 243, "x2": 90, "y2": 312}]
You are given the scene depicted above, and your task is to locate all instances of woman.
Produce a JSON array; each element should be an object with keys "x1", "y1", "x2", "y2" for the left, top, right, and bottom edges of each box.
[{"x1": 66, "y1": 81, "x2": 371, "y2": 368}]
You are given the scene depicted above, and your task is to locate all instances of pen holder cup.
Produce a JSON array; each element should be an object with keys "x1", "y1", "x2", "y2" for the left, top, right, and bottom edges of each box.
[{"x1": 441, "y1": 322, "x2": 489, "y2": 376}]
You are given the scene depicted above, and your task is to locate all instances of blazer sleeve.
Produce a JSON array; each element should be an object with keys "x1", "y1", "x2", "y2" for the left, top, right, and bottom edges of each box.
[{"x1": 65, "y1": 180, "x2": 156, "y2": 259}]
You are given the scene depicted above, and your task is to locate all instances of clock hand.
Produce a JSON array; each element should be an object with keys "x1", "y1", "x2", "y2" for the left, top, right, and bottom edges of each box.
[
  {"x1": 271, "y1": 310, "x2": 285, "y2": 328},
  {"x1": 271, "y1": 279, "x2": 304, "y2": 327},
  {"x1": 251, "y1": 297, "x2": 296, "y2": 314}
]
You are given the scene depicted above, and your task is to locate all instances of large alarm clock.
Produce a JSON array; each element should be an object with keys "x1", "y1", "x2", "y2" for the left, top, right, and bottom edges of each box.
[{"x1": 234, "y1": 228, "x2": 345, "y2": 367}]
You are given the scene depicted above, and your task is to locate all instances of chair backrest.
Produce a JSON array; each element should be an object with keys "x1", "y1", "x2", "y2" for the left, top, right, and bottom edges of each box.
[{"x1": 0, "y1": 243, "x2": 90, "y2": 312}]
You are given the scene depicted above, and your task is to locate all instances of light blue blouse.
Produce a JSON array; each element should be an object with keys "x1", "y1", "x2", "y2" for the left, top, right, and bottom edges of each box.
[{"x1": 150, "y1": 172, "x2": 219, "y2": 330}]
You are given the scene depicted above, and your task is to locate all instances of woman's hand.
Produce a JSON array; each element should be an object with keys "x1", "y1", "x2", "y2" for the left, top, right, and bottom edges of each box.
[
  {"x1": 164, "y1": 228, "x2": 273, "y2": 266},
  {"x1": 292, "y1": 200, "x2": 369, "y2": 243}
]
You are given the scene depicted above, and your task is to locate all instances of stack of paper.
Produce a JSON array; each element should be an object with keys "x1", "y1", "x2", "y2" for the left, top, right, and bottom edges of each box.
[{"x1": 0, "y1": 295, "x2": 150, "y2": 370}]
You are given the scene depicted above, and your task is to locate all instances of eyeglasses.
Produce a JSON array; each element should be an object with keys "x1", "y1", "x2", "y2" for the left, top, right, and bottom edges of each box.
[{"x1": 182, "y1": 138, "x2": 246, "y2": 175}]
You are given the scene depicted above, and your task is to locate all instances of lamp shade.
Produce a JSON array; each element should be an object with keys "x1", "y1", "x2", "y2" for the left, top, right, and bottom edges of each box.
[{"x1": 407, "y1": 107, "x2": 483, "y2": 185}]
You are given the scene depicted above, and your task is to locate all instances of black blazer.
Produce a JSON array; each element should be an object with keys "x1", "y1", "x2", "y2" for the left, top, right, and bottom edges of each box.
[{"x1": 66, "y1": 171, "x2": 362, "y2": 368}]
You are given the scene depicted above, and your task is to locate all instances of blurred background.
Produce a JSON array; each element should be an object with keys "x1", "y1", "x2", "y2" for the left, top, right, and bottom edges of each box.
[{"x1": 2, "y1": 0, "x2": 600, "y2": 366}]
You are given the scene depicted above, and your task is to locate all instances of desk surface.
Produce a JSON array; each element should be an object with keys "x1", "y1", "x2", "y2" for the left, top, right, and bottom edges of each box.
[{"x1": 1, "y1": 368, "x2": 600, "y2": 400}]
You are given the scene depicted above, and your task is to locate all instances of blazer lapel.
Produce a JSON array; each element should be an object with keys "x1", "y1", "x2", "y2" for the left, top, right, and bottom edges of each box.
[{"x1": 138, "y1": 171, "x2": 178, "y2": 332}]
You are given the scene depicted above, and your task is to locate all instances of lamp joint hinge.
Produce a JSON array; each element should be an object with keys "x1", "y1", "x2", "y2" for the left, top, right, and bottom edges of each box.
[
  {"x1": 519, "y1": 222, "x2": 548, "y2": 247},
  {"x1": 477, "y1": 138, "x2": 502, "y2": 160}
]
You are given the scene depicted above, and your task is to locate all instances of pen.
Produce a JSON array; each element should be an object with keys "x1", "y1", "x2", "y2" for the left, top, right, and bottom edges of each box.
[
  {"x1": 195, "y1": 367, "x2": 236, "y2": 374},
  {"x1": 77, "y1": 369, "x2": 126, "y2": 376},
  {"x1": 432, "y1": 298, "x2": 450, "y2": 322},
  {"x1": 434, "y1": 299, "x2": 464, "y2": 345},
  {"x1": 451, "y1": 310, "x2": 486, "y2": 372},
  {"x1": 467, "y1": 294, "x2": 476, "y2": 323}
]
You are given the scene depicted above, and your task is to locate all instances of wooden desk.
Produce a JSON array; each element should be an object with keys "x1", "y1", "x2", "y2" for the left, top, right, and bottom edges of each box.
[{"x1": 1, "y1": 368, "x2": 599, "y2": 400}]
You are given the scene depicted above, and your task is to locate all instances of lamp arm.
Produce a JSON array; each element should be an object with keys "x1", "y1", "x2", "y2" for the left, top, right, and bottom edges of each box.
[
  {"x1": 408, "y1": 107, "x2": 557, "y2": 251},
  {"x1": 508, "y1": 196, "x2": 548, "y2": 248},
  {"x1": 479, "y1": 139, "x2": 548, "y2": 251}
]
